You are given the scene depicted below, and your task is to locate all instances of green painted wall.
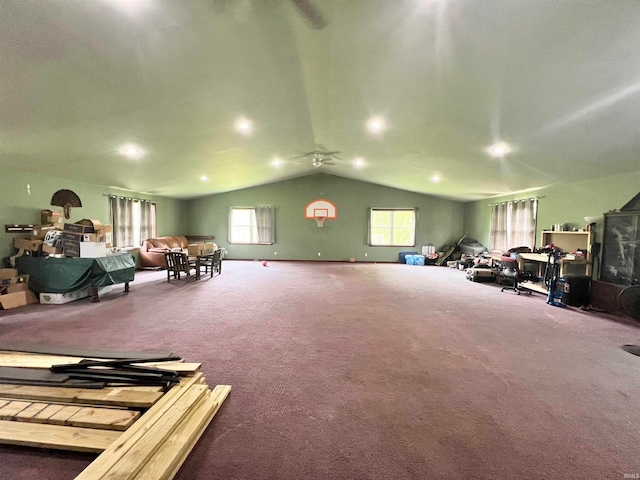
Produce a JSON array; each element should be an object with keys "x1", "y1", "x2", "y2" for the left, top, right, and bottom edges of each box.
[
  {"x1": 0, "y1": 169, "x2": 187, "y2": 262},
  {"x1": 186, "y1": 173, "x2": 465, "y2": 262},
  {"x1": 463, "y1": 169, "x2": 640, "y2": 251}
]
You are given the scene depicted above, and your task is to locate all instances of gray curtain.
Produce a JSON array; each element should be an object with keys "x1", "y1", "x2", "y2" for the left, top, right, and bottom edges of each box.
[
  {"x1": 139, "y1": 200, "x2": 153, "y2": 244},
  {"x1": 255, "y1": 207, "x2": 275, "y2": 244},
  {"x1": 490, "y1": 203, "x2": 508, "y2": 251},
  {"x1": 110, "y1": 196, "x2": 133, "y2": 247}
]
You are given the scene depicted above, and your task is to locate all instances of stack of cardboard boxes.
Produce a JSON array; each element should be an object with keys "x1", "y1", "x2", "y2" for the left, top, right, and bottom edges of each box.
[
  {"x1": 11, "y1": 213, "x2": 114, "y2": 259},
  {"x1": 187, "y1": 241, "x2": 217, "y2": 256},
  {"x1": 0, "y1": 269, "x2": 37, "y2": 310},
  {"x1": 61, "y1": 219, "x2": 113, "y2": 258}
]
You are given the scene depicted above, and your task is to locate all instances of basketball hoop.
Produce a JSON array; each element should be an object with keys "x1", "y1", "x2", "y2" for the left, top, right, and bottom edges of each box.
[{"x1": 305, "y1": 199, "x2": 336, "y2": 228}]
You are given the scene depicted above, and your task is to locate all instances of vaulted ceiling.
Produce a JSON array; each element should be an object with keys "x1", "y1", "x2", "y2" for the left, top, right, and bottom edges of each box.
[{"x1": 1, "y1": 1, "x2": 639, "y2": 201}]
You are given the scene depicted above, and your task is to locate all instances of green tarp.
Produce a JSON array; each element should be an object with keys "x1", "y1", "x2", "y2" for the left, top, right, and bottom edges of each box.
[{"x1": 15, "y1": 253, "x2": 135, "y2": 294}]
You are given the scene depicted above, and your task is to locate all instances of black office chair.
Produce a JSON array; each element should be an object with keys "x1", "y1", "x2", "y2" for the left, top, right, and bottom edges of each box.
[{"x1": 499, "y1": 256, "x2": 533, "y2": 295}]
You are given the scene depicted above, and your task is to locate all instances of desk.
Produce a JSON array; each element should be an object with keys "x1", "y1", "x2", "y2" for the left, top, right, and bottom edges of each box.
[
  {"x1": 15, "y1": 253, "x2": 135, "y2": 301},
  {"x1": 517, "y1": 252, "x2": 590, "y2": 294}
]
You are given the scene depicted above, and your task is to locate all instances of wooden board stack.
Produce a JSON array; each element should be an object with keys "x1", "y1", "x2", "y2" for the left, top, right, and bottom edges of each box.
[{"x1": 0, "y1": 348, "x2": 231, "y2": 479}]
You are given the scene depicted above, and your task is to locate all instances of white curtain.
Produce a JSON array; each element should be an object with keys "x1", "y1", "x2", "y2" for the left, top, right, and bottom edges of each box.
[
  {"x1": 490, "y1": 199, "x2": 538, "y2": 251},
  {"x1": 255, "y1": 207, "x2": 275, "y2": 244},
  {"x1": 110, "y1": 196, "x2": 133, "y2": 248}
]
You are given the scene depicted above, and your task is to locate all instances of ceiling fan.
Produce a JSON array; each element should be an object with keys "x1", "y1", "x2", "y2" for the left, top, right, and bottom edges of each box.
[
  {"x1": 294, "y1": 146, "x2": 342, "y2": 168},
  {"x1": 290, "y1": 0, "x2": 328, "y2": 29}
]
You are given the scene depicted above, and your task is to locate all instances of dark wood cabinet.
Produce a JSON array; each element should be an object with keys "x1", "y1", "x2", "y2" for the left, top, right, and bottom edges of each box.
[{"x1": 600, "y1": 211, "x2": 640, "y2": 286}]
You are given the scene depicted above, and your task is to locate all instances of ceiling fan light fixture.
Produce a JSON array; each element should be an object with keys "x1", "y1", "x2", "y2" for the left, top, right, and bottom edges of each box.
[
  {"x1": 235, "y1": 117, "x2": 253, "y2": 135},
  {"x1": 487, "y1": 141, "x2": 512, "y2": 158},
  {"x1": 367, "y1": 116, "x2": 386, "y2": 134},
  {"x1": 353, "y1": 157, "x2": 366, "y2": 169},
  {"x1": 119, "y1": 143, "x2": 145, "y2": 159}
]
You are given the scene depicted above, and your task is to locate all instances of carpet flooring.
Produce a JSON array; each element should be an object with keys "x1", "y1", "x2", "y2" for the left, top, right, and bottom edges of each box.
[{"x1": 1, "y1": 261, "x2": 640, "y2": 479}]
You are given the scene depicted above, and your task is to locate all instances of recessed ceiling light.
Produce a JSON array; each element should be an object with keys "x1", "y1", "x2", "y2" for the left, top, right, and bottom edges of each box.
[
  {"x1": 487, "y1": 141, "x2": 512, "y2": 158},
  {"x1": 119, "y1": 143, "x2": 145, "y2": 159},
  {"x1": 200, "y1": 175, "x2": 209, "y2": 181},
  {"x1": 271, "y1": 157, "x2": 283, "y2": 168},
  {"x1": 235, "y1": 117, "x2": 253, "y2": 135},
  {"x1": 353, "y1": 157, "x2": 366, "y2": 169},
  {"x1": 430, "y1": 174, "x2": 441, "y2": 183},
  {"x1": 366, "y1": 116, "x2": 386, "y2": 134}
]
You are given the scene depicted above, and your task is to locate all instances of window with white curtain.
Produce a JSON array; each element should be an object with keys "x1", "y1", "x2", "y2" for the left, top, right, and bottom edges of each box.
[
  {"x1": 229, "y1": 207, "x2": 275, "y2": 244},
  {"x1": 109, "y1": 196, "x2": 157, "y2": 247},
  {"x1": 490, "y1": 199, "x2": 538, "y2": 252},
  {"x1": 368, "y1": 208, "x2": 416, "y2": 246}
]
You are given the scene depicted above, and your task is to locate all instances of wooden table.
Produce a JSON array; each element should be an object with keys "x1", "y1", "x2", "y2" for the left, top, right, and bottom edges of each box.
[{"x1": 517, "y1": 252, "x2": 590, "y2": 294}]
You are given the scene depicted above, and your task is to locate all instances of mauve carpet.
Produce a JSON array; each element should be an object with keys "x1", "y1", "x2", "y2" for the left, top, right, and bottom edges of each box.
[{"x1": 1, "y1": 261, "x2": 640, "y2": 479}]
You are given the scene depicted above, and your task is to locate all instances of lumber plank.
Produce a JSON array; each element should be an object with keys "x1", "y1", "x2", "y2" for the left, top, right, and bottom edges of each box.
[
  {"x1": 0, "y1": 352, "x2": 198, "y2": 374},
  {"x1": 67, "y1": 406, "x2": 140, "y2": 431},
  {"x1": 0, "y1": 400, "x2": 31, "y2": 416},
  {"x1": 14, "y1": 402, "x2": 49, "y2": 419},
  {"x1": 75, "y1": 374, "x2": 204, "y2": 480},
  {"x1": 48, "y1": 405, "x2": 84, "y2": 424},
  {"x1": 0, "y1": 384, "x2": 163, "y2": 408},
  {"x1": 0, "y1": 343, "x2": 172, "y2": 360},
  {"x1": 101, "y1": 385, "x2": 208, "y2": 480},
  {"x1": 0, "y1": 398, "x2": 140, "y2": 431},
  {"x1": 114, "y1": 385, "x2": 164, "y2": 393},
  {"x1": 33, "y1": 403, "x2": 66, "y2": 420},
  {"x1": 0, "y1": 419, "x2": 121, "y2": 453},
  {"x1": 134, "y1": 385, "x2": 232, "y2": 480}
]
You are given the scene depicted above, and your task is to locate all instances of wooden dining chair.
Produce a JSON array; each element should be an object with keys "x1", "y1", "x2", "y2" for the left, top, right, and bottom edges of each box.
[
  {"x1": 163, "y1": 251, "x2": 179, "y2": 282},
  {"x1": 199, "y1": 249, "x2": 222, "y2": 277},
  {"x1": 164, "y1": 251, "x2": 198, "y2": 282}
]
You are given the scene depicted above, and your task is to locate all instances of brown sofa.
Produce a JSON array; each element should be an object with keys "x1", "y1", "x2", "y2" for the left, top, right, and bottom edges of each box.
[{"x1": 140, "y1": 236, "x2": 189, "y2": 268}]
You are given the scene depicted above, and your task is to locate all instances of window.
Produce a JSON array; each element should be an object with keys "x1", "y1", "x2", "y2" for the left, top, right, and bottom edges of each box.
[
  {"x1": 109, "y1": 196, "x2": 156, "y2": 247},
  {"x1": 490, "y1": 199, "x2": 538, "y2": 251},
  {"x1": 369, "y1": 208, "x2": 416, "y2": 246},
  {"x1": 229, "y1": 207, "x2": 275, "y2": 244}
]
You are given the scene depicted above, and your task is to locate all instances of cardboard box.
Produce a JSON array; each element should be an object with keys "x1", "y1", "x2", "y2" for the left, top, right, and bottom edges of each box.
[
  {"x1": 203, "y1": 242, "x2": 216, "y2": 253},
  {"x1": 42, "y1": 244, "x2": 63, "y2": 255},
  {"x1": 188, "y1": 242, "x2": 205, "y2": 256},
  {"x1": 31, "y1": 225, "x2": 56, "y2": 240},
  {"x1": 0, "y1": 290, "x2": 38, "y2": 310},
  {"x1": 80, "y1": 242, "x2": 107, "y2": 258},
  {"x1": 0, "y1": 269, "x2": 22, "y2": 287},
  {"x1": 39, "y1": 287, "x2": 91, "y2": 305},
  {"x1": 95, "y1": 224, "x2": 113, "y2": 248},
  {"x1": 41, "y1": 210, "x2": 62, "y2": 225},
  {"x1": 61, "y1": 232, "x2": 83, "y2": 243},
  {"x1": 6, "y1": 282, "x2": 29, "y2": 294},
  {"x1": 63, "y1": 240, "x2": 80, "y2": 257},
  {"x1": 64, "y1": 223, "x2": 95, "y2": 234},
  {"x1": 83, "y1": 233, "x2": 106, "y2": 243},
  {"x1": 0, "y1": 269, "x2": 17, "y2": 280},
  {"x1": 13, "y1": 238, "x2": 43, "y2": 252}
]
